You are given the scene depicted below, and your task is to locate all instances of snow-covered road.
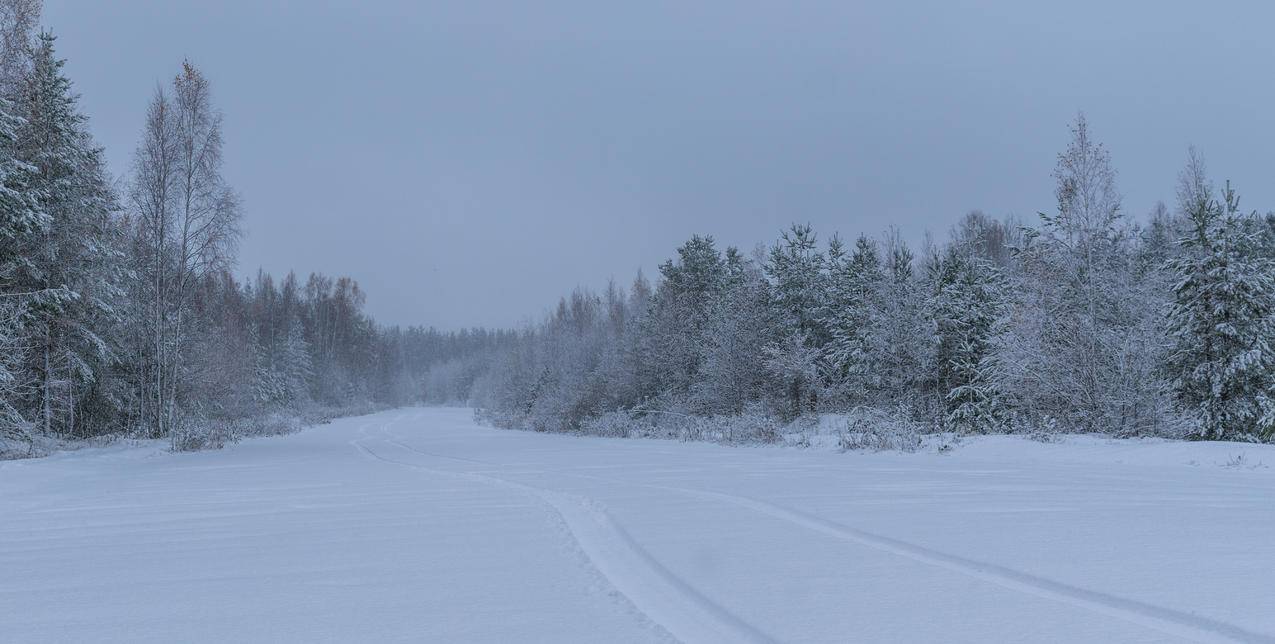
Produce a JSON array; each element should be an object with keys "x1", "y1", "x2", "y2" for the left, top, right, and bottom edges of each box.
[{"x1": 3, "y1": 408, "x2": 1273, "y2": 643}]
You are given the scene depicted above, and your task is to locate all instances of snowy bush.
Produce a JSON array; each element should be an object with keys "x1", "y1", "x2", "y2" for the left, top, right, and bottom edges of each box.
[
  {"x1": 701, "y1": 409, "x2": 783, "y2": 444},
  {"x1": 0, "y1": 417, "x2": 35, "y2": 459},
  {"x1": 251, "y1": 413, "x2": 304, "y2": 437},
  {"x1": 579, "y1": 411, "x2": 639, "y2": 438},
  {"x1": 573, "y1": 407, "x2": 784, "y2": 445},
  {"x1": 1019, "y1": 415, "x2": 1062, "y2": 443},
  {"x1": 170, "y1": 415, "x2": 234, "y2": 452},
  {"x1": 837, "y1": 407, "x2": 924, "y2": 453}
]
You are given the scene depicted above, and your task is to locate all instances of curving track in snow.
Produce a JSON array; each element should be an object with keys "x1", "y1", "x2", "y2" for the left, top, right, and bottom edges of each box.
[{"x1": 354, "y1": 416, "x2": 774, "y2": 644}]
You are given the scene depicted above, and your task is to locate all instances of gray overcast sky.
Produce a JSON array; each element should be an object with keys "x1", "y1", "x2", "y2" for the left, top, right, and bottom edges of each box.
[{"x1": 42, "y1": 1, "x2": 1275, "y2": 329}]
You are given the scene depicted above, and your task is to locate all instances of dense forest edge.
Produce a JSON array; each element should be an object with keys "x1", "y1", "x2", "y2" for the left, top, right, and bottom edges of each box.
[
  {"x1": 0, "y1": 2, "x2": 512, "y2": 457},
  {"x1": 459, "y1": 123, "x2": 1275, "y2": 448}
]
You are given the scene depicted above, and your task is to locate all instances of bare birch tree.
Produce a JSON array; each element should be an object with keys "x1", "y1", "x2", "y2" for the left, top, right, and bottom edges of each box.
[{"x1": 130, "y1": 61, "x2": 239, "y2": 438}]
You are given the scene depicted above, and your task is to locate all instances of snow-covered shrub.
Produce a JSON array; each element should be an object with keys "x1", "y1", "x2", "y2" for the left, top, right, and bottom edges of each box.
[
  {"x1": 1019, "y1": 415, "x2": 1062, "y2": 443},
  {"x1": 1220, "y1": 453, "x2": 1267, "y2": 470},
  {"x1": 698, "y1": 409, "x2": 782, "y2": 444},
  {"x1": 837, "y1": 407, "x2": 924, "y2": 453},
  {"x1": 573, "y1": 407, "x2": 784, "y2": 445},
  {"x1": 933, "y1": 432, "x2": 962, "y2": 454},
  {"x1": 170, "y1": 415, "x2": 235, "y2": 452},
  {"x1": 250, "y1": 413, "x2": 304, "y2": 437},
  {"x1": 0, "y1": 417, "x2": 35, "y2": 460},
  {"x1": 579, "y1": 411, "x2": 639, "y2": 438}
]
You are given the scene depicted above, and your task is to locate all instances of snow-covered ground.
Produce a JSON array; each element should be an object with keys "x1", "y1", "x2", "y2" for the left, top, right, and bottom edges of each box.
[{"x1": 2, "y1": 408, "x2": 1273, "y2": 643}]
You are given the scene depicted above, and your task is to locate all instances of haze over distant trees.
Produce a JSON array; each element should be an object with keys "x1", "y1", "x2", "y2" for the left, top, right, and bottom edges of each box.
[
  {"x1": 0, "y1": 1, "x2": 510, "y2": 456},
  {"x1": 5, "y1": 0, "x2": 1273, "y2": 457}
]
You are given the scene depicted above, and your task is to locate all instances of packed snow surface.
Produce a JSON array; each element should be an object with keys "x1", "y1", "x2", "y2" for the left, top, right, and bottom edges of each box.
[{"x1": 2, "y1": 408, "x2": 1273, "y2": 643}]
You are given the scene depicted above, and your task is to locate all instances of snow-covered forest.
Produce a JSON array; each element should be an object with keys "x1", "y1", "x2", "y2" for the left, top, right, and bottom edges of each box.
[
  {"x1": 0, "y1": 2, "x2": 512, "y2": 457},
  {"x1": 463, "y1": 118, "x2": 1275, "y2": 445},
  {"x1": 6, "y1": 4, "x2": 1275, "y2": 642},
  {"x1": 5, "y1": 0, "x2": 1275, "y2": 460}
]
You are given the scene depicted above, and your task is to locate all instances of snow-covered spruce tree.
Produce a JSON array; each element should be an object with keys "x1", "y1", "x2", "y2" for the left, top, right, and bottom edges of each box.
[
  {"x1": 244, "y1": 270, "x2": 313, "y2": 410},
  {"x1": 823, "y1": 234, "x2": 885, "y2": 405},
  {"x1": 762, "y1": 330, "x2": 821, "y2": 421},
  {"x1": 0, "y1": 89, "x2": 42, "y2": 449},
  {"x1": 642, "y1": 235, "x2": 725, "y2": 405},
  {"x1": 591, "y1": 278, "x2": 637, "y2": 412},
  {"x1": 0, "y1": 0, "x2": 37, "y2": 101},
  {"x1": 767, "y1": 224, "x2": 828, "y2": 347},
  {"x1": 764, "y1": 224, "x2": 827, "y2": 416},
  {"x1": 592, "y1": 272, "x2": 652, "y2": 413},
  {"x1": 279, "y1": 318, "x2": 313, "y2": 406},
  {"x1": 12, "y1": 33, "x2": 126, "y2": 438},
  {"x1": 874, "y1": 230, "x2": 933, "y2": 410},
  {"x1": 932, "y1": 246, "x2": 1009, "y2": 434},
  {"x1": 1166, "y1": 175, "x2": 1275, "y2": 442},
  {"x1": 693, "y1": 247, "x2": 777, "y2": 415}
]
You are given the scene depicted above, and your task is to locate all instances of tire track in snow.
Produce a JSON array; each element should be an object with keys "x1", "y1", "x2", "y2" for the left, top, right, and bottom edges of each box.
[
  {"x1": 649, "y1": 484, "x2": 1273, "y2": 644},
  {"x1": 352, "y1": 420, "x2": 773, "y2": 644},
  {"x1": 365, "y1": 428, "x2": 1270, "y2": 644}
]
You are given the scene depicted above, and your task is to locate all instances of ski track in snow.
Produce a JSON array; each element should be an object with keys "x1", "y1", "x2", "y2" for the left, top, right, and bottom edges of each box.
[
  {"x1": 371, "y1": 420, "x2": 1271, "y2": 644},
  {"x1": 350, "y1": 414, "x2": 775, "y2": 644}
]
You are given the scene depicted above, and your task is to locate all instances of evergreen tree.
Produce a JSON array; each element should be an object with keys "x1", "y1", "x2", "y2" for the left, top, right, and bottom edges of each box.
[
  {"x1": 694, "y1": 247, "x2": 776, "y2": 414},
  {"x1": 643, "y1": 235, "x2": 724, "y2": 403},
  {"x1": 765, "y1": 224, "x2": 827, "y2": 414},
  {"x1": 13, "y1": 33, "x2": 124, "y2": 437},
  {"x1": 823, "y1": 234, "x2": 885, "y2": 402},
  {"x1": 932, "y1": 248, "x2": 1008, "y2": 433},
  {"x1": 1166, "y1": 180, "x2": 1275, "y2": 441},
  {"x1": 766, "y1": 224, "x2": 827, "y2": 347},
  {"x1": 0, "y1": 93, "x2": 41, "y2": 445},
  {"x1": 875, "y1": 230, "x2": 932, "y2": 408}
]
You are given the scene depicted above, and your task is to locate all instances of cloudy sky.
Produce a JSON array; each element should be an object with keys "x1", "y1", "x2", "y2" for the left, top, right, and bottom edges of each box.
[{"x1": 43, "y1": 0, "x2": 1275, "y2": 328}]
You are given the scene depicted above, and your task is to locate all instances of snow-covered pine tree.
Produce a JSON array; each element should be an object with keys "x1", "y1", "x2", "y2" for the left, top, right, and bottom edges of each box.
[
  {"x1": 932, "y1": 247, "x2": 1009, "y2": 433},
  {"x1": 693, "y1": 247, "x2": 776, "y2": 414},
  {"x1": 1166, "y1": 177, "x2": 1275, "y2": 441},
  {"x1": 643, "y1": 235, "x2": 725, "y2": 404},
  {"x1": 764, "y1": 224, "x2": 827, "y2": 414},
  {"x1": 823, "y1": 234, "x2": 885, "y2": 404},
  {"x1": 766, "y1": 224, "x2": 827, "y2": 347},
  {"x1": 874, "y1": 230, "x2": 932, "y2": 409}
]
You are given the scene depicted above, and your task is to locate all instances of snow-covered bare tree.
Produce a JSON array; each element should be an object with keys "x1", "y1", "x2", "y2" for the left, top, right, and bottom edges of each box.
[
  {"x1": 999, "y1": 115, "x2": 1170, "y2": 434},
  {"x1": 129, "y1": 61, "x2": 240, "y2": 438}
]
